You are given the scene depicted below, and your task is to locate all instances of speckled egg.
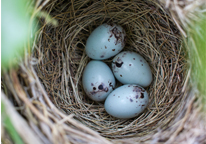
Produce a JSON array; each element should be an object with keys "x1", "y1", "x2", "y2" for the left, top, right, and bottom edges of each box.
[
  {"x1": 112, "y1": 51, "x2": 152, "y2": 87},
  {"x1": 86, "y1": 23, "x2": 126, "y2": 60},
  {"x1": 104, "y1": 84, "x2": 149, "y2": 119},
  {"x1": 82, "y1": 60, "x2": 116, "y2": 102}
]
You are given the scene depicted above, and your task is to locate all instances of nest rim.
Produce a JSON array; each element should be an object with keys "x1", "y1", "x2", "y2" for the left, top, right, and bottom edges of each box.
[{"x1": 34, "y1": 0, "x2": 188, "y2": 139}]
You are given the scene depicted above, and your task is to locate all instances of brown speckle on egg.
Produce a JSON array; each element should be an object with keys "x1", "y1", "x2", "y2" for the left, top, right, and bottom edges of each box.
[
  {"x1": 109, "y1": 26, "x2": 126, "y2": 46},
  {"x1": 111, "y1": 27, "x2": 121, "y2": 45},
  {"x1": 98, "y1": 84, "x2": 104, "y2": 90},
  {"x1": 140, "y1": 93, "x2": 144, "y2": 98},
  {"x1": 115, "y1": 62, "x2": 123, "y2": 68},
  {"x1": 90, "y1": 91, "x2": 96, "y2": 95},
  {"x1": 90, "y1": 83, "x2": 108, "y2": 96},
  {"x1": 104, "y1": 87, "x2": 109, "y2": 92},
  {"x1": 141, "y1": 104, "x2": 145, "y2": 108},
  {"x1": 133, "y1": 85, "x2": 145, "y2": 92},
  {"x1": 109, "y1": 82, "x2": 114, "y2": 89}
]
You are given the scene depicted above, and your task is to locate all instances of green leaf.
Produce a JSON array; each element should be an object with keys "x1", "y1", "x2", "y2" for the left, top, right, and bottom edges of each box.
[
  {"x1": 1, "y1": 0, "x2": 36, "y2": 69},
  {"x1": 1, "y1": 101, "x2": 24, "y2": 144}
]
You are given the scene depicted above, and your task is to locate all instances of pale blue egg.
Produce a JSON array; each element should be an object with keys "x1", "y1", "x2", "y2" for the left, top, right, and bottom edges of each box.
[
  {"x1": 86, "y1": 23, "x2": 126, "y2": 60},
  {"x1": 104, "y1": 84, "x2": 149, "y2": 119},
  {"x1": 112, "y1": 51, "x2": 153, "y2": 87},
  {"x1": 82, "y1": 60, "x2": 116, "y2": 101}
]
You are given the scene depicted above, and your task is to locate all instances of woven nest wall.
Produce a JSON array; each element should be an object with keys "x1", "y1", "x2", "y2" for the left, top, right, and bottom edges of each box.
[
  {"x1": 2, "y1": 0, "x2": 206, "y2": 144},
  {"x1": 36, "y1": 0, "x2": 186, "y2": 137}
]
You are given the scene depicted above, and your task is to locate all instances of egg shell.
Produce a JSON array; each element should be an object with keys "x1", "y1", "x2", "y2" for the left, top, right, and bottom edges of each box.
[
  {"x1": 104, "y1": 84, "x2": 149, "y2": 119},
  {"x1": 82, "y1": 60, "x2": 116, "y2": 101},
  {"x1": 112, "y1": 51, "x2": 152, "y2": 87},
  {"x1": 86, "y1": 23, "x2": 126, "y2": 60}
]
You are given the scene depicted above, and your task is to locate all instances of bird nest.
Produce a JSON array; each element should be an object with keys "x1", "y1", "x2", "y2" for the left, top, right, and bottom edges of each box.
[
  {"x1": 36, "y1": 0, "x2": 186, "y2": 138},
  {"x1": 2, "y1": 0, "x2": 206, "y2": 144}
]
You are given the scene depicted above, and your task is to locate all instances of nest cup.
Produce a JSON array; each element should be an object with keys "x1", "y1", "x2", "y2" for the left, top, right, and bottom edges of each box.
[
  {"x1": 2, "y1": 0, "x2": 193, "y2": 143},
  {"x1": 36, "y1": 0, "x2": 186, "y2": 138}
]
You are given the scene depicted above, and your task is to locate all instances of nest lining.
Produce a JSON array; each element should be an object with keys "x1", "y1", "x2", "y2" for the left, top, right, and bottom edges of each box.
[{"x1": 34, "y1": 0, "x2": 187, "y2": 139}]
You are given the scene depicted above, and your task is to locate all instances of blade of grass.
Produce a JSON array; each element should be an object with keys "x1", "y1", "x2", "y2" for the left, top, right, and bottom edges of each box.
[{"x1": 1, "y1": 102, "x2": 24, "y2": 144}]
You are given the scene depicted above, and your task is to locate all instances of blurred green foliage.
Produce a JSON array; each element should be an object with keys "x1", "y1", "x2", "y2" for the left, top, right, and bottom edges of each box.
[
  {"x1": 187, "y1": 14, "x2": 206, "y2": 111},
  {"x1": 1, "y1": 0, "x2": 59, "y2": 143},
  {"x1": 1, "y1": 0, "x2": 35, "y2": 143},
  {"x1": 1, "y1": 0, "x2": 36, "y2": 69},
  {"x1": 1, "y1": 102, "x2": 24, "y2": 144}
]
